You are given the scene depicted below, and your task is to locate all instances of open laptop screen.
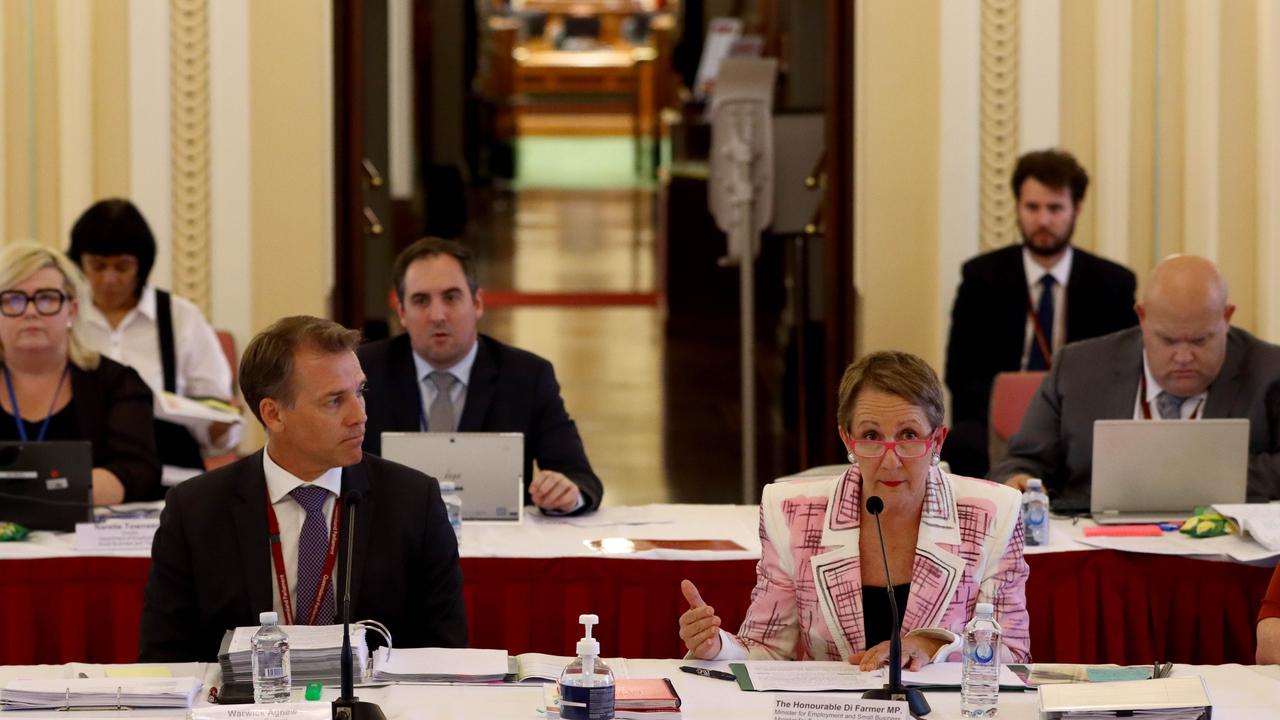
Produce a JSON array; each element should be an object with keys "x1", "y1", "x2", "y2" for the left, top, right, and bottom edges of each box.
[
  {"x1": 380, "y1": 432, "x2": 524, "y2": 522},
  {"x1": 1090, "y1": 419, "x2": 1248, "y2": 523},
  {"x1": 0, "y1": 441, "x2": 94, "y2": 531}
]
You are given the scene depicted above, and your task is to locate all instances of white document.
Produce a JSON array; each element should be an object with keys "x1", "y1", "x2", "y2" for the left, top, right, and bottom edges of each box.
[
  {"x1": 372, "y1": 647, "x2": 507, "y2": 682},
  {"x1": 737, "y1": 661, "x2": 884, "y2": 691},
  {"x1": 0, "y1": 676, "x2": 202, "y2": 709},
  {"x1": 900, "y1": 661, "x2": 1026, "y2": 688},
  {"x1": 1213, "y1": 503, "x2": 1280, "y2": 552},
  {"x1": 1074, "y1": 530, "x2": 1277, "y2": 563},
  {"x1": 156, "y1": 392, "x2": 241, "y2": 432}
]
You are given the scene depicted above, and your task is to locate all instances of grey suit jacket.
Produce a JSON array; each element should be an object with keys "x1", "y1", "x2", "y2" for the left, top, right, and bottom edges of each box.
[{"x1": 989, "y1": 326, "x2": 1280, "y2": 510}]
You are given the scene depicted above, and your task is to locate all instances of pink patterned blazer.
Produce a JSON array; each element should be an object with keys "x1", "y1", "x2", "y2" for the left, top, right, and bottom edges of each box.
[{"x1": 726, "y1": 465, "x2": 1031, "y2": 663}]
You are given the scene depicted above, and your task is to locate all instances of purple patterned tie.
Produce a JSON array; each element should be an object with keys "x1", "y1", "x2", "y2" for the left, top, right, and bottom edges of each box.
[{"x1": 290, "y1": 484, "x2": 335, "y2": 624}]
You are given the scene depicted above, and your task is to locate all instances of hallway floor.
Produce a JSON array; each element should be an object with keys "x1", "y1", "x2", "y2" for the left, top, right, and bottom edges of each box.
[{"x1": 469, "y1": 132, "x2": 767, "y2": 507}]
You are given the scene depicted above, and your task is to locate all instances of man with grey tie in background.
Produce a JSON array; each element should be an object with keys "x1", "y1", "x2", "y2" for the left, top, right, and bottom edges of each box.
[
  {"x1": 990, "y1": 255, "x2": 1280, "y2": 509},
  {"x1": 357, "y1": 238, "x2": 602, "y2": 515}
]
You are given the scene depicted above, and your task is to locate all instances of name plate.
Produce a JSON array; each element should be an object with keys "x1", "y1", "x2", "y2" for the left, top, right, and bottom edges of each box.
[
  {"x1": 192, "y1": 703, "x2": 330, "y2": 720},
  {"x1": 74, "y1": 517, "x2": 160, "y2": 551},
  {"x1": 773, "y1": 695, "x2": 910, "y2": 720}
]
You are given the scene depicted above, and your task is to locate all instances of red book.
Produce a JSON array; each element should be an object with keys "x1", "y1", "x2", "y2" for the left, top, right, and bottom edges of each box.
[{"x1": 614, "y1": 678, "x2": 682, "y2": 710}]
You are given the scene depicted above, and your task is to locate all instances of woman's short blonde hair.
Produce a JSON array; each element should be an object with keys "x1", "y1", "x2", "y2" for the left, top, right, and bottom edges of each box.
[
  {"x1": 836, "y1": 350, "x2": 944, "y2": 433},
  {"x1": 0, "y1": 241, "x2": 99, "y2": 370}
]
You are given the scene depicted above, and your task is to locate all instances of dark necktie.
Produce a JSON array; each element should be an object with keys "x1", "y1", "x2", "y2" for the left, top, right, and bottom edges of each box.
[
  {"x1": 427, "y1": 371, "x2": 457, "y2": 432},
  {"x1": 1156, "y1": 391, "x2": 1187, "y2": 420},
  {"x1": 1027, "y1": 274, "x2": 1057, "y2": 371},
  {"x1": 290, "y1": 484, "x2": 335, "y2": 624}
]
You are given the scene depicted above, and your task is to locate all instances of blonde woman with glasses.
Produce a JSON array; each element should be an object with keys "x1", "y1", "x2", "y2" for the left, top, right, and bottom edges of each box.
[{"x1": 0, "y1": 242, "x2": 160, "y2": 504}]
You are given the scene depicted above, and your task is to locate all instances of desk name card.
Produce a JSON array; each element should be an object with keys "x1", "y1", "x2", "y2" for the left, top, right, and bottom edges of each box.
[
  {"x1": 192, "y1": 703, "x2": 330, "y2": 720},
  {"x1": 773, "y1": 695, "x2": 909, "y2": 720},
  {"x1": 74, "y1": 517, "x2": 160, "y2": 551}
]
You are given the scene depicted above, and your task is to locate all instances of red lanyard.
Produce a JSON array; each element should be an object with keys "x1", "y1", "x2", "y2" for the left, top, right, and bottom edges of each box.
[
  {"x1": 265, "y1": 490, "x2": 342, "y2": 626},
  {"x1": 1137, "y1": 373, "x2": 1205, "y2": 420}
]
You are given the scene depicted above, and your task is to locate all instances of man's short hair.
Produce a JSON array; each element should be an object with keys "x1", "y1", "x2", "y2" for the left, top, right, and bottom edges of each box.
[
  {"x1": 391, "y1": 237, "x2": 479, "y2": 303},
  {"x1": 1010, "y1": 149, "x2": 1089, "y2": 205},
  {"x1": 240, "y1": 316, "x2": 362, "y2": 424},
  {"x1": 67, "y1": 199, "x2": 158, "y2": 294},
  {"x1": 836, "y1": 351, "x2": 946, "y2": 433}
]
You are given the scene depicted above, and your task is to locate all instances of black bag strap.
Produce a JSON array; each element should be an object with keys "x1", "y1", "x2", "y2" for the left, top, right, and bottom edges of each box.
[{"x1": 155, "y1": 289, "x2": 177, "y2": 393}]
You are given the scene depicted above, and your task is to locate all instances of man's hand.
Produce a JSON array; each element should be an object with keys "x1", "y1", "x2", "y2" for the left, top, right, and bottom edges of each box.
[
  {"x1": 530, "y1": 469, "x2": 581, "y2": 512},
  {"x1": 1004, "y1": 474, "x2": 1033, "y2": 492},
  {"x1": 848, "y1": 635, "x2": 947, "y2": 671}
]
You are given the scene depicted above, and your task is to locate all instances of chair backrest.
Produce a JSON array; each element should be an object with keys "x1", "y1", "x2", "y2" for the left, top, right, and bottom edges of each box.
[
  {"x1": 988, "y1": 371, "x2": 1048, "y2": 465},
  {"x1": 216, "y1": 330, "x2": 238, "y2": 393}
]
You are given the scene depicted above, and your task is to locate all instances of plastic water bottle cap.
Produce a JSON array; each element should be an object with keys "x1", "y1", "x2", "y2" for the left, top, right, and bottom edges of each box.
[
  {"x1": 439, "y1": 480, "x2": 456, "y2": 493},
  {"x1": 975, "y1": 602, "x2": 994, "y2": 617},
  {"x1": 1026, "y1": 478, "x2": 1043, "y2": 491},
  {"x1": 259, "y1": 611, "x2": 279, "y2": 625}
]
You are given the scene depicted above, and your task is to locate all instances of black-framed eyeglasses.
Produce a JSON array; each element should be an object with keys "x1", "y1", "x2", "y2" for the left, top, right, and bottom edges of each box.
[{"x1": 0, "y1": 289, "x2": 68, "y2": 317}]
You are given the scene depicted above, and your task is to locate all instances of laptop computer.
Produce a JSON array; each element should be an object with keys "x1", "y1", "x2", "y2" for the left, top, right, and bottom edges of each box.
[
  {"x1": 1090, "y1": 419, "x2": 1249, "y2": 524},
  {"x1": 0, "y1": 441, "x2": 94, "y2": 531},
  {"x1": 380, "y1": 432, "x2": 524, "y2": 522}
]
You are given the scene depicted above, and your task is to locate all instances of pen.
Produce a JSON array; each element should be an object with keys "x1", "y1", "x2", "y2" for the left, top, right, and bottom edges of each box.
[{"x1": 679, "y1": 665, "x2": 736, "y2": 682}]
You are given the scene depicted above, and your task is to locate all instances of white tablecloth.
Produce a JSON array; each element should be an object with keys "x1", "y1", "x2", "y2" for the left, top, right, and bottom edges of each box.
[{"x1": 0, "y1": 661, "x2": 1277, "y2": 719}]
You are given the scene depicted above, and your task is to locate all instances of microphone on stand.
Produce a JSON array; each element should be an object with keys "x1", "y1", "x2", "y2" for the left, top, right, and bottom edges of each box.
[
  {"x1": 860, "y1": 495, "x2": 930, "y2": 718},
  {"x1": 332, "y1": 490, "x2": 386, "y2": 720}
]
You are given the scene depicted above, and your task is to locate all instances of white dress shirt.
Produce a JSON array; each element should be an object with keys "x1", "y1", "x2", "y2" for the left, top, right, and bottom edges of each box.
[
  {"x1": 411, "y1": 340, "x2": 479, "y2": 431},
  {"x1": 1134, "y1": 352, "x2": 1207, "y2": 420},
  {"x1": 262, "y1": 448, "x2": 343, "y2": 620},
  {"x1": 78, "y1": 284, "x2": 240, "y2": 454},
  {"x1": 1019, "y1": 247, "x2": 1073, "y2": 370}
]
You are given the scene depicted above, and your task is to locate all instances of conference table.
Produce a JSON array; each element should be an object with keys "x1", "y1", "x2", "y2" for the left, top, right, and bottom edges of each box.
[
  {"x1": 0, "y1": 660, "x2": 1277, "y2": 719},
  {"x1": 0, "y1": 504, "x2": 1275, "y2": 666}
]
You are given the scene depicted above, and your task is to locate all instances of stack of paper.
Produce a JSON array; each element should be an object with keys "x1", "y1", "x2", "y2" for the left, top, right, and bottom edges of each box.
[
  {"x1": 218, "y1": 625, "x2": 367, "y2": 686},
  {"x1": 1037, "y1": 676, "x2": 1211, "y2": 719},
  {"x1": 0, "y1": 677, "x2": 202, "y2": 709},
  {"x1": 370, "y1": 647, "x2": 508, "y2": 683},
  {"x1": 542, "y1": 679, "x2": 683, "y2": 720}
]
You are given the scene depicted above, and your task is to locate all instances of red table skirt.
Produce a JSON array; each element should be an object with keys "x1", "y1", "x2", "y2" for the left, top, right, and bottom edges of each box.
[{"x1": 0, "y1": 552, "x2": 1272, "y2": 665}]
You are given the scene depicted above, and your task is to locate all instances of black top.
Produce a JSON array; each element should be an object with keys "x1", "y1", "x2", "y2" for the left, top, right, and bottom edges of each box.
[
  {"x1": 0, "y1": 359, "x2": 160, "y2": 502},
  {"x1": 863, "y1": 583, "x2": 911, "y2": 649},
  {"x1": 0, "y1": 401, "x2": 80, "y2": 443}
]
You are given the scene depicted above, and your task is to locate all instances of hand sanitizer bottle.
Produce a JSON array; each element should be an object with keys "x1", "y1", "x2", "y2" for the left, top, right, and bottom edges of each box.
[{"x1": 558, "y1": 614, "x2": 615, "y2": 720}]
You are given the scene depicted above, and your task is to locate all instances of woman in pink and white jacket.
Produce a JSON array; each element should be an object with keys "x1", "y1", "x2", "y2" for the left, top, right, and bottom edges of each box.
[{"x1": 679, "y1": 350, "x2": 1031, "y2": 669}]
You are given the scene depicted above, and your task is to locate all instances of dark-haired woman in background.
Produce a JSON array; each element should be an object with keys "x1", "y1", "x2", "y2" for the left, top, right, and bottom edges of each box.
[{"x1": 68, "y1": 199, "x2": 239, "y2": 479}]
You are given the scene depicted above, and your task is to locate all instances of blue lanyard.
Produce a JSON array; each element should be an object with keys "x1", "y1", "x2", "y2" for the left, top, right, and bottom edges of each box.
[{"x1": 3, "y1": 365, "x2": 70, "y2": 442}]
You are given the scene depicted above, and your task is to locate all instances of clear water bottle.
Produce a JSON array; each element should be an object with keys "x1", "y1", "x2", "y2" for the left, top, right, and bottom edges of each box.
[
  {"x1": 250, "y1": 611, "x2": 291, "y2": 704},
  {"x1": 559, "y1": 614, "x2": 614, "y2": 720},
  {"x1": 1022, "y1": 478, "x2": 1050, "y2": 546},
  {"x1": 961, "y1": 602, "x2": 1002, "y2": 717},
  {"x1": 439, "y1": 480, "x2": 462, "y2": 546}
]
